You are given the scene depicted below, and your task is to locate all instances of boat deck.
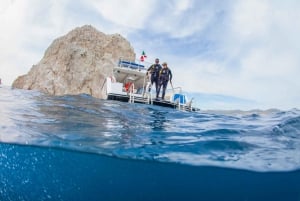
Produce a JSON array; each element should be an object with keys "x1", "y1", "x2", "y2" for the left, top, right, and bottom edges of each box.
[
  {"x1": 107, "y1": 93, "x2": 198, "y2": 111},
  {"x1": 107, "y1": 59, "x2": 200, "y2": 112}
]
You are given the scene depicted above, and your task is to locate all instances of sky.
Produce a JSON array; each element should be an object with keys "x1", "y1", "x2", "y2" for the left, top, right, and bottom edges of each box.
[{"x1": 0, "y1": 0, "x2": 300, "y2": 110}]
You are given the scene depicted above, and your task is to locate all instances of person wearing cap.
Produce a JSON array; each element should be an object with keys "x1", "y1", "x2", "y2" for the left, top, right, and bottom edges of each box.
[
  {"x1": 157, "y1": 62, "x2": 172, "y2": 100},
  {"x1": 146, "y1": 58, "x2": 162, "y2": 94}
]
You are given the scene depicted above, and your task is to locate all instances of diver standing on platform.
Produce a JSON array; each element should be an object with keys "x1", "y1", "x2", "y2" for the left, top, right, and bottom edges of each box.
[
  {"x1": 146, "y1": 58, "x2": 162, "y2": 94},
  {"x1": 157, "y1": 62, "x2": 172, "y2": 100}
]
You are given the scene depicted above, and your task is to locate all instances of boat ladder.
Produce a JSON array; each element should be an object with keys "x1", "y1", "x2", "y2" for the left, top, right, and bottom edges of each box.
[{"x1": 129, "y1": 83, "x2": 135, "y2": 103}]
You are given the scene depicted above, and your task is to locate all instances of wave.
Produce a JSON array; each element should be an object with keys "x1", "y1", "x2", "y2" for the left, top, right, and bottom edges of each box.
[
  {"x1": 272, "y1": 116, "x2": 300, "y2": 137},
  {"x1": 1, "y1": 87, "x2": 300, "y2": 172}
]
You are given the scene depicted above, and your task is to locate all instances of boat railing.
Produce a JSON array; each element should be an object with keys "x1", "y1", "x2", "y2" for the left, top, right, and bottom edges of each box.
[
  {"x1": 164, "y1": 87, "x2": 194, "y2": 111},
  {"x1": 171, "y1": 87, "x2": 182, "y2": 94},
  {"x1": 118, "y1": 59, "x2": 149, "y2": 71}
]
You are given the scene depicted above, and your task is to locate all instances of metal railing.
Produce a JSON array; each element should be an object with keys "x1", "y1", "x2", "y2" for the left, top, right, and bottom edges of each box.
[{"x1": 118, "y1": 59, "x2": 150, "y2": 71}]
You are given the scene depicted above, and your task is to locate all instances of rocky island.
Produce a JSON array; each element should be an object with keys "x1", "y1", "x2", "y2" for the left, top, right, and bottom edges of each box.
[{"x1": 12, "y1": 25, "x2": 135, "y2": 99}]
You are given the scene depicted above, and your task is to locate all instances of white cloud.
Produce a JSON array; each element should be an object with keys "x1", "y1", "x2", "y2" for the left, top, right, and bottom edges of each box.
[
  {"x1": 240, "y1": 48, "x2": 297, "y2": 78},
  {"x1": 0, "y1": 0, "x2": 92, "y2": 85},
  {"x1": 147, "y1": 0, "x2": 217, "y2": 38},
  {"x1": 0, "y1": 0, "x2": 300, "y2": 109},
  {"x1": 87, "y1": 0, "x2": 157, "y2": 30},
  {"x1": 172, "y1": 0, "x2": 194, "y2": 15},
  {"x1": 230, "y1": 0, "x2": 271, "y2": 39},
  {"x1": 0, "y1": 0, "x2": 12, "y2": 14},
  {"x1": 222, "y1": 0, "x2": 300, "y2": 109}
]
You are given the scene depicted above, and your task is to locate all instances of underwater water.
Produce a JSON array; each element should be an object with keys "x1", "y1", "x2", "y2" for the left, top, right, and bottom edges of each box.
[{"x1": 1, "y1": 86, "x2": 300, "y2": 201}]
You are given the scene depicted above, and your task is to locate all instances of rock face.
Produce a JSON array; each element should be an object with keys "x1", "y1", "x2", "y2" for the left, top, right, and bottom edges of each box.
[{"x1": 12, "y1": 25, "x2": 135, "y2": 99}]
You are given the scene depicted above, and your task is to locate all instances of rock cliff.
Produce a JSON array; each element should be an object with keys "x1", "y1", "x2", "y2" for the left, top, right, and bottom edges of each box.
[{"x1": 12, "y1": 25, "x2": 135, "y2": 99}]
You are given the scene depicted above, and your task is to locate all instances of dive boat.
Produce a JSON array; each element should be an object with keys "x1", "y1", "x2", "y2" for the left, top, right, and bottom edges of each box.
[{"x1": 106, "y1": 59, "x2": 198, "y2": 111}]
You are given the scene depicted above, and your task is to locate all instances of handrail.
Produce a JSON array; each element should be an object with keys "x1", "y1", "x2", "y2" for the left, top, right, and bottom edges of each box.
[
  {"x1": 119, "y1": 60, "x2": 144, "y2": 68},
  {"x1": 172, "y1": 87, "x2": 182, "y2": 93},
  {"x1": 118, "y1": 59, "x2": 150, "y2": 71},
  {"x1": 142, "y1": 74, "x2": 148, "y2": 97},
  {"x1": 129, "y1": 83, "x2": 135, "y2": 103}
]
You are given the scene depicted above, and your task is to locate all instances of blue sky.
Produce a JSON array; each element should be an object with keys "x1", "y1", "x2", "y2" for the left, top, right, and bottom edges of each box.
[{"x1": 1, "y1": 0, "x2": 300, "y2": 110}]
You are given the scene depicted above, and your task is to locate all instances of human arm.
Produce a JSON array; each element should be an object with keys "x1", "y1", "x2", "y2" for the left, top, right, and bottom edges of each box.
[
  {"x1": 169, "y1": 69, "x2": 173, "y2": 81},
  {"x1": 146, "y1": 65, "x2": 153, "y2": 75}
]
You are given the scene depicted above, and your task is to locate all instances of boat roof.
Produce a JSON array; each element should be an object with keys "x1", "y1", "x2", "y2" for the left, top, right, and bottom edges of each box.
[{"x1": 114, "y1": 60, "x2": 148, "y2": 87}]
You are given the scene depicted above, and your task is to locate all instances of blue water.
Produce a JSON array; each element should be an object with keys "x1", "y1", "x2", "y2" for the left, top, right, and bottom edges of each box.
[{"x1": 1, "y1": 86, "x2": 300, "y2": 201}]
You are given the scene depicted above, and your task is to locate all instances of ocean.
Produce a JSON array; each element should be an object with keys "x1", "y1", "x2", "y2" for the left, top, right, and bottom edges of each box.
[{"x1": 1, "y1": 86, "x2": 300, "y2": 201}]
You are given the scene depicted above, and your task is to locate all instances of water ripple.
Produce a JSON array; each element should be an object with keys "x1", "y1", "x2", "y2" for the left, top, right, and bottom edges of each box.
[{"x1": 1, "y1": 86, "x2": 300, "y2": 172}]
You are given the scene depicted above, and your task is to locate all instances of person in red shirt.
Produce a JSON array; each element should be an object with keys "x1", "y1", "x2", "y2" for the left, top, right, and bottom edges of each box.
[{"x1": 124, "y1": 82, "x2": 133, "y2": 92}]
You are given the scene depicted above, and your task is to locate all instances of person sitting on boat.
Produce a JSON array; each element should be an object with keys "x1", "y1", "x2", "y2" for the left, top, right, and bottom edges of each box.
[
  {"x1": 146, "y1": 58, "x2": 162, "y2": 93},
  {"x1": 124, "y1": 81, "x2": 133, "y2": 92},
  {"x1": 157, "y1": 62, "x2": 172, "y2": 100}
]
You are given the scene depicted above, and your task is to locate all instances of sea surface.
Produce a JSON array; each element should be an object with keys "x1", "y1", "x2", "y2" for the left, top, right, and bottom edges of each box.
[{"x1": 1, "y1": 86, "x2": 300, "y2": 201}]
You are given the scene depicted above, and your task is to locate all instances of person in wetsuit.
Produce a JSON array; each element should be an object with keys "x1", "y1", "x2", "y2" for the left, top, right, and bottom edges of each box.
[
  {"x1": 146, "y1": 58, "x2": 162, "y2": 94},
  {"x1": 157, "y1": 62, "x2": 172, "y2": 100}
]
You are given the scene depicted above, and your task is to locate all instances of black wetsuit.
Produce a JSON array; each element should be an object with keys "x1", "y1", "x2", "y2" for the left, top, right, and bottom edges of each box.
[
  {"x1": 147, "y1": 64, "x2": 162, "y2": 93},
  {"x1": 157, "y1": 67, "x2": 172, "y2": 99}
]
